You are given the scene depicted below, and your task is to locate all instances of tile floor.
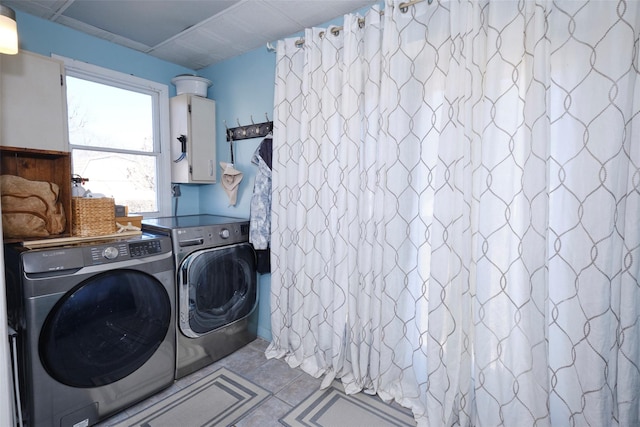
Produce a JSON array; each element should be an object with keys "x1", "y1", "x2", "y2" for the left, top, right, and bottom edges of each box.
[{"x1": 97, "y1": 338, "x2": 413, "y2": 426}]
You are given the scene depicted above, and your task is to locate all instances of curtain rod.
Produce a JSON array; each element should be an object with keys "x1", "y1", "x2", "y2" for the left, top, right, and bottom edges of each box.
[{"x1": 266, "y1": 0, "x2": 430, "y2": 50}]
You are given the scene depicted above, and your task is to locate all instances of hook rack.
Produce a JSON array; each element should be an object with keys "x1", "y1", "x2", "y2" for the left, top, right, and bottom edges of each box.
[{"x1": 225, "y1": 114, "x2": 273, "y2": 141}]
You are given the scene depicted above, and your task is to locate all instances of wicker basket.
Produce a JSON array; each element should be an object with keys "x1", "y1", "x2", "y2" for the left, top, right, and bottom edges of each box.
[{"x1": 72, "y1": 197, "x2": 116, "y2": 236}]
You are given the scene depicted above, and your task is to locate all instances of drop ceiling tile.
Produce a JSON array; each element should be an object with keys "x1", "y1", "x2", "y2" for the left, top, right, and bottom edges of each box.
[
  {"x1": 199, "y1": 24, "x2": 271, "y2": 53},
  {"x1": 61, "y1": 0, "x2": 239, "y2": 47},
  {"x1": 151, "y1": 44, "x2": 216, "y2": 70},
  {"x1": 151, "y1": 30, "x2": 233, "y2": 70},
  {"x1": 55, "y1": 15, "x2": 152, "y2": 51},
  {"x1": 204, "y1": 1, "x2": 300, "y2": 41}
]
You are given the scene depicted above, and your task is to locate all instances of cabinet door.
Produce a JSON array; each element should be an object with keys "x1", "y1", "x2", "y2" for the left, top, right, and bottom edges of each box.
[
  {"x1": 188, "y1": 96, "x2": 216, "y2": 182},
  {"x1": 1, "y1": 51, "x2": 69, "y2": 152},
  {"x1": 169, "y1": 94, "x2": 216, "y2": 184}
]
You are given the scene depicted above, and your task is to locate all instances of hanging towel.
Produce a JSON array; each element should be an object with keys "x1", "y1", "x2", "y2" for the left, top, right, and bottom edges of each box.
[
  {"x1": 250, "y1": 137, "x2": 272, "y2": 273},
  {"x1": 220, "y1": 162, "x2": 243, "y2": 206}
]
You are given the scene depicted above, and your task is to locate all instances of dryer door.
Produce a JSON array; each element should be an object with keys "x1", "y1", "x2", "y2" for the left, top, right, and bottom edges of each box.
[
  {"x1": 179, "y1": 242, "x2": 256, "y2": 338},
  {"x1": 39, "y1": 269, "x2": 172, "y2": 388}
]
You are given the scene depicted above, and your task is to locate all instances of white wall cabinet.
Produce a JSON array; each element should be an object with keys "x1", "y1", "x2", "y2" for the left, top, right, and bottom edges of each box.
[
  {"x1": 170, "y1": 94, "x2": 216, "y2": 183},
  {"x1": 0, "y1": 51, "x2": 69, "y2": 152}
]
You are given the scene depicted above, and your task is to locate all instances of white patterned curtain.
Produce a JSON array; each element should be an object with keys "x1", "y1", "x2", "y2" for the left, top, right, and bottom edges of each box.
[{"x1": 267, "y1": 1, "x2": 640, "y2": 426}]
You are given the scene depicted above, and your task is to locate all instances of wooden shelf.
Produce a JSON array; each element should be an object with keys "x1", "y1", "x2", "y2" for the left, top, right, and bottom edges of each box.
[{"x1": 0, "y1": 146, "x2": 72, "y2": 243}]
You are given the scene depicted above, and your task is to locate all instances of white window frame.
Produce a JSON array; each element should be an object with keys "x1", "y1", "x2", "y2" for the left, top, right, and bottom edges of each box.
[{"x1": 54, "y1": 54, "x2": 171, "y2": 217}]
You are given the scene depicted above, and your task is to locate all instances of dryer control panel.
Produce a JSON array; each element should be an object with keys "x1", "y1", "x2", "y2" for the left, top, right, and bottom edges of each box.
[{"x1": 175, "y1": 223, "x2": 247, "y2": 249}]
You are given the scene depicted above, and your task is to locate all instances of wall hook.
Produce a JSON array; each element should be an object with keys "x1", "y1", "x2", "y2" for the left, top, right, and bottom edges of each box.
[
  {"x1": 251, "y1": 116, "x2": 260, "y2": 133},
  {"x1": 224, "y1": 120, "x2": 233, "y2": 140},
  {"x1": 225, "y1": 115, "x2": 274, "y2": 141},
  {"x1": 236, "y1": 118, "x2": 247, "y2": 135}
]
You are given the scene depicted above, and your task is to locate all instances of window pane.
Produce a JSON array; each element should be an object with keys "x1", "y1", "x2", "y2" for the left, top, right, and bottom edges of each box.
[
  {"x1": 72, "y1": 149, "x2": 157, "y2": 213},
  {"x1": 67, "y1": 76, "x2": 154, "y2": 152}
]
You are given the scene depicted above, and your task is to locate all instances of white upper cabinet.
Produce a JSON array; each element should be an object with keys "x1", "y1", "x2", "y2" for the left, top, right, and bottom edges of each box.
[
  {"x1": 1, "y1": 51, "x2": 69, "y2": 152},
  {"x1": 170, "y1": 94, "x2": 216, "y2": 183}
]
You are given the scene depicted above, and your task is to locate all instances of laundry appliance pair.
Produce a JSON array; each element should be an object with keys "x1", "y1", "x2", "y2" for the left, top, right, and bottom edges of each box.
[{"x1": 5, "y1": 214, "x2": 257, "y2": 427}]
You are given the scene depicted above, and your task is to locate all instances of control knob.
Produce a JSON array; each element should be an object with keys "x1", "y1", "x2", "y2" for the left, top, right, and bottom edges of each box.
[
  {"x1": 102, "y1": 246, "x2": 119, "y2": 260},
  {"x1": 219, "y1": 228, "x2": 230, "y2": 239}
]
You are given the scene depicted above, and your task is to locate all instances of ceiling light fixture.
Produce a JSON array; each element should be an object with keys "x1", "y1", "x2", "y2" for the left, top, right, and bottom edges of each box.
[{"x1": 0, "y1": 3, "x2": 18, "y2": 55}]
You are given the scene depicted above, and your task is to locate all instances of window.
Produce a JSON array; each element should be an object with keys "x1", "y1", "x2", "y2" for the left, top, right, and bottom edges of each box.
[{"x1": 57, "y1": 56, "x2": 171, "y2": 217}]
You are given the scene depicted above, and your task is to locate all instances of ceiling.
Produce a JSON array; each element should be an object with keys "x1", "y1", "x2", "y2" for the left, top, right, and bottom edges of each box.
[{"x1": 5, "y1": 0, "x2": 379, "y2": 70}]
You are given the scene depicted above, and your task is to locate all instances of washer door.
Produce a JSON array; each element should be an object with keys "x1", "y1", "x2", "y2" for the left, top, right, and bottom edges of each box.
[
  {"x1": 179, "y1": 242, "x2": 256, "y2": 338},
  {"x1": 39, "y1": 269, "x2": 171, "y2": 388}
]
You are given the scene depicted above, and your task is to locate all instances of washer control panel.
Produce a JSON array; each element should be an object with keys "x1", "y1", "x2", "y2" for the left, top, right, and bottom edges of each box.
[
  {"x1": 129, "y1": 240, "x2": 163, "y2": 257},
  {"x1": 20, "y1": 235, "x2": 171, "y2": 273},
  {"x1": 87, "y1": 239, "x2": 165, "y2": 264}
]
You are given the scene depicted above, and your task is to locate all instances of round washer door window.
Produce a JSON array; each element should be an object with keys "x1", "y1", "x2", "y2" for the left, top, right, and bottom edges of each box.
[
  {"x1": 39, "y1": 269, "x2": 171, "y2": 388},
  {"x1": 180, "y1": 242, "x2": 256, "y2": 337}
]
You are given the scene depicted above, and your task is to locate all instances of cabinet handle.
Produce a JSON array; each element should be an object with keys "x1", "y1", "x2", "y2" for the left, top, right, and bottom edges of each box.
[{"x1": 209, "y1": 160, "x2": 214, "y2": 176}]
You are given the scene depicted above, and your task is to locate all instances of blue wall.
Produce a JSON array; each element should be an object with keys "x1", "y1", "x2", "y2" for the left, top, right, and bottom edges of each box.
[
  {"x1": 198, "y1": 50, "x2": 276, "y2": 340},
  {"x1": 198, "y1": 49, "x2": 275, "y2": 219}
]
